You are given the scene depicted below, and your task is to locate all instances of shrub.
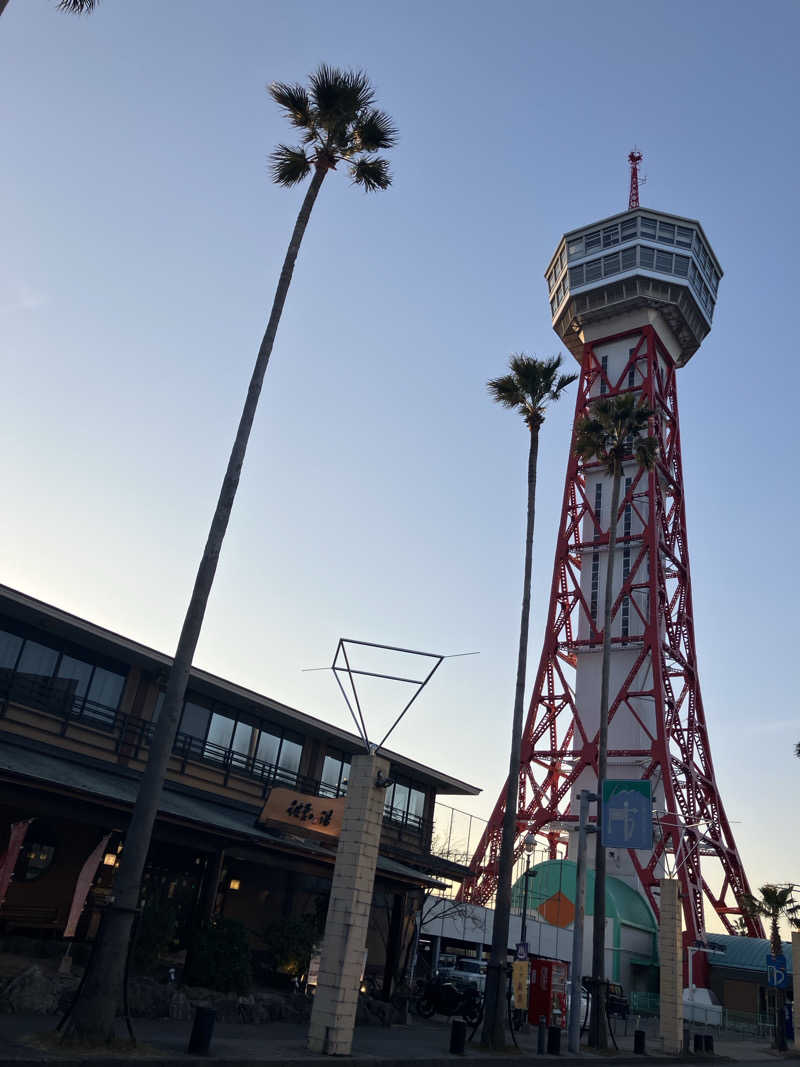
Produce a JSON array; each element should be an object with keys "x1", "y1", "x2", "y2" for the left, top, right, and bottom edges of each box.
[
  {"x1": 183, "y1": 918, "x2": 251, "y2": 994},
  {"x1": 132, "y1": 891, "x2": 178, "y2": 972}
]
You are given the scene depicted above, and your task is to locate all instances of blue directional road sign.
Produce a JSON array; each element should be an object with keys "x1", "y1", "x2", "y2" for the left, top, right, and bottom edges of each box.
[
  {"x1": 601, "y1": 780, "x2": 653, "y2": 850},
  {"x1": 767, "y1": 954, "x2": 789, "y2": 989}
]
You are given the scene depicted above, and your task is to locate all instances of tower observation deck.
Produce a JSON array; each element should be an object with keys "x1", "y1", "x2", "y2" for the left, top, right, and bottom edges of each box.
[
  {"x1": 545, "y1": 207, "x2": 721, "y2": 363},
  {"x1": 461, "y1": 199, "x2": 761, "y2": 961}
]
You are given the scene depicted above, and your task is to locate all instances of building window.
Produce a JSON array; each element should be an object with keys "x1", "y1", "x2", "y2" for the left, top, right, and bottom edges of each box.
[
  {"x1": 585, "y1": 258, "x2": 602, "y2": 283},
  {"x1": 640, "y1": 217, "x2": 657, "y2": 239},
  {"x1": 584, "y1": 231, "x2": 601, "y2": 253},
  {"x1": 13, "y1": 822, "x2": 58, "y2": 882},
  {"x1": 0, "y1": 622, "x2": 127, "y2": 727},
  {"x1": 602, "y1": 225, "x2": 620, "y2": 248},
  {"x1": 657, "y1": 221, "x2": 675, "y2": 244},
  {"x1": 620, "y1": 217, "x2": 638, "y2": 241},
  {"x1": 320, "y1": 750, "x2": 351, "y2": 797},
  {"x1": 590, "y1": 551, "x2": 600, "y2": 624},
  {"x1": 176, "y1": 695, "x2": 303, "y2": 785},
  {"x1": 384, "y1": 777, "x2": 427, "y2": 830},
  {"x1": 639, "y1": 246, "x2": 655, "y2": 270},
  {"x1": 600, "y1": 355, "x2": 608, "y2": 395},
  {"x1": 602, "y1": 252, "x2": 621, "y2": 277}
]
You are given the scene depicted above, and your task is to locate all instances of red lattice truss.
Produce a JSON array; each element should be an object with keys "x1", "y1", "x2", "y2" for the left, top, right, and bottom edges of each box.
[{"x1": 459, "y1": 325, "x2": 763, "y2": 943}]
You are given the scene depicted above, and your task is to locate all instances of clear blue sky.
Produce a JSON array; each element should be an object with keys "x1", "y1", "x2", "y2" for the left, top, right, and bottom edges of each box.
[{"x1": 2, "y1": 1, "x2": 797, "y2": 914}]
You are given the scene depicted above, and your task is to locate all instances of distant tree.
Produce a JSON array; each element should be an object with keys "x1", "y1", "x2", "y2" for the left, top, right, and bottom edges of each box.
[
  {"x1": 62, "y1": 65, "x2": 396, "y2": 1045},
  {"x1": 573, "y1": 393, "x2": 657, "y2": 1047},
  {"x1": 741, "y1": 885, "x2": 800, "y2": 1051},
  {"x1": 741, "y1": 884, "x2": 800, "y2": 956},
  {"x1": 481, "y1": 354, "x2": 577, "y2": 1049}
]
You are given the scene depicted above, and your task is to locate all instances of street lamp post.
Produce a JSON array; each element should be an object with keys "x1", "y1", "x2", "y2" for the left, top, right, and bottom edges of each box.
[{"x1": 520, "y1": 832, "x2": 537, "y2": 949}]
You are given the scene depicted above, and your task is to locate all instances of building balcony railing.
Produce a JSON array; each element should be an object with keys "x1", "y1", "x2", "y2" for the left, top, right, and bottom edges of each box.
[{"x1": 0, "y1": 672, "x2": 430, "y2": 838}]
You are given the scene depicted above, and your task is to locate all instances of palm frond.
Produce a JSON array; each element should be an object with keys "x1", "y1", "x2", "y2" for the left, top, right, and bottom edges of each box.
[
  {"x1": 350, "y1": 156, "x2": 391, "y2": 191},
  {"x1": 634, "y1": 436, "x2": 658, "y2": 470},
  {"x1": 269, "y1": 145, "x2": 312, "y2": 187},
  {"x1": 310, "y1": 65, "x2": 374, "y2": 129},
  {"x1": 487, "y1": 374, "x2": 525, "y2": 410},
  {"x1": 57, "y1": 0, "x2": 97, "y2": 10},
  {"x1": 352, "y1": 108, "x2": 398, "y2": 152},
  {"x1": 268, "y1": 81, "x2": 313, "y2": 129}
]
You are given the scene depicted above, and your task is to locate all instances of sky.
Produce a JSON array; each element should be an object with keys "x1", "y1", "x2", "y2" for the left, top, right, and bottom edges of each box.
[{"x1": 1, "y1": 1, "x2": 798, "y2": 929}]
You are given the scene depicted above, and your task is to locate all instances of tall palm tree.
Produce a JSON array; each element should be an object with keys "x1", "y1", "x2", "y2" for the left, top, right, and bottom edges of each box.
[
  {"x1": 741, "y1": 884, "x2": 799, "y2": 1050},
  {"x1": 573, "y1": 392, "x2": 657, "y2": 1048},
  {"x1": 64, "y1": 65, "x2": 396, "y2": 1044},
  {"x1": 481, "y1": 354, "x2": 577, "y2": 1049},
  {"x1": 741, "y1": 884, "x2": 800, "y2": 956},
  {"x1": 0, "y1": 0, "x2": 97, "y2": 14}
]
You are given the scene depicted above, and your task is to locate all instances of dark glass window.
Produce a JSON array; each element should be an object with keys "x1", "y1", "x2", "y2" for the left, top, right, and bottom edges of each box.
[
  {"x1": 57, "y1": 655, "x2": 92, "y2": 701},
  {"x1": 180, "y1": 701, "x2": 211, "y2": 740},
  {"x1": 320, "y1": 751, "x2": 351, "y2": 797},
  {"x1": 85, "y1": 667, "x2": 125, "y2": 721},
  {"x1": 0, "y1": 622, "x2": 127, "y2": 726},
  {"x1": 409, "y1": 787, "x2": 426, "y2": 823},
  {"x1": 0, "y1": 631, "x2": 22, "y2": 670},
  {"x1": 206, "y1": 712, "x2": 234, "y2": 752},
  {"x1": 384, "y1": 777, "x2": 427, "y2": 830},
  {"x1": 256, "y1": 728, "x2": 280, "y2": 766},
  {"x1": 17, "y1": 640, "x2": 59, "y2": 679},
  {"x1": 231, "y1": 720, "x2": 252, "y2": 755},
  {"x1": 279, "y1": 737, "x2": 302, "y2": 776}
]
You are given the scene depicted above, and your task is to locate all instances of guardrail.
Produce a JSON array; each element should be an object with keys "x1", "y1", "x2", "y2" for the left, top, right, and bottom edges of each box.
[{"x1": 627, "y1": 992, "x2": 776, "y2": 1036}]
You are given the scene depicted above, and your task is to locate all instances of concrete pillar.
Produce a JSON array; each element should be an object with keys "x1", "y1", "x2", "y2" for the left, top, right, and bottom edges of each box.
[
  {"x1": 792, "y1": 931, "x2": 800, "y2": 1051},
  {"x1": 658, "y1": 878, "x2": 682, "y2": 1054},
  {"x1": 308, "y1": 753, "x2": 389, "y2": 1055}
]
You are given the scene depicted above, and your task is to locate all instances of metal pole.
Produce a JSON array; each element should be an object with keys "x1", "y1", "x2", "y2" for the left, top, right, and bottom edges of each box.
[
  {"x1": 521, "y1": 856, "x2": 530, "y2": 948},
  {"x1": 568, "y1": 790, "x2": 595, "y2": 1054}
]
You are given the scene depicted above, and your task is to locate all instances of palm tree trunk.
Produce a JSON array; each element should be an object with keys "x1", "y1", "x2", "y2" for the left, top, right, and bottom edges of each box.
[
  {"x1": 589, "y1": 467, "x2": 621, "y2": 1049},
  {"x1": 482, "y1": 428, "x2": 539, "y2": 1049},
  {"x1": 64, "y1": 162, "x2": 329, "y2": 1043}
]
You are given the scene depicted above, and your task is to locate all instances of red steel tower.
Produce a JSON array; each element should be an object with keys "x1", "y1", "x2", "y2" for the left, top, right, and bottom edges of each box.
[{"x1": 461, "y1": 203, "x2": 763, "y2": 952}]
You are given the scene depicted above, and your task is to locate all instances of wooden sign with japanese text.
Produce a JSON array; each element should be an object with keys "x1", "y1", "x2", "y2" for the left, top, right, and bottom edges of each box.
[{"x1": 257, "y1": 787, "x2": 346, "y2": 839}]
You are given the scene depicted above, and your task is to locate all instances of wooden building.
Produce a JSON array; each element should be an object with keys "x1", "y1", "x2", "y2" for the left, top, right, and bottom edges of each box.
[{"x1": 0, "y1": 584, "x2": 478, "y2": 988}]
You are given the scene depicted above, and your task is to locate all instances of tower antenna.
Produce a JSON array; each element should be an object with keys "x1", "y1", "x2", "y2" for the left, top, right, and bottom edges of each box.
[{"x1": 628, "y1": 148, "x2": 644, "y2": 209}]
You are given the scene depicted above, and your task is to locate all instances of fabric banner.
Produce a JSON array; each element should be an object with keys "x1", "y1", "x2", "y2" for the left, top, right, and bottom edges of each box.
[
  {"x1": 0, "y1": 820, "x2": 33, "y2": 909},
  {"x1": 63, "y1": 833, "x2": 110, "y2": 938}
]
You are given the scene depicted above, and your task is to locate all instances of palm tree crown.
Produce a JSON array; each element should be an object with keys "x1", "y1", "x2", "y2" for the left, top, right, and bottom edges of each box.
[
  {"x1": 742, "y1": 884, "x2": 800, "y2": 956},
  {"x1": 56, "y1": 0, "x2": 97, "y2": 11},
  {"x1": 573, "y1": 392, "x2": 658, "y2": 476},
  {"x1": 487, "y1": 354, "x2": 577, "y2": 430},
  {"x1": 269, "y1": 65, "x2": 397, "y2": 192}
]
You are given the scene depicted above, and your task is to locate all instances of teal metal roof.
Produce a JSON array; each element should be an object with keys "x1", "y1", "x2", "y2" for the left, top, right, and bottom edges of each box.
[
  {"x1": 704, "y1": 933, "x2": 793, "y2": 974},
  {"x1": 511, "y1": 859, "x2": 657, "y2": 931}
]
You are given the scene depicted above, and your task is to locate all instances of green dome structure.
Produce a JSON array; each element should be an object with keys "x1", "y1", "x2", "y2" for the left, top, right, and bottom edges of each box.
[{"x1": 511, "y1": 859, "x2": 658, "y2": 983}]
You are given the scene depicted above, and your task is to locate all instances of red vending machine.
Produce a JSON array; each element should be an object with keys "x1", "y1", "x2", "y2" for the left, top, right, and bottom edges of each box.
[{"x1": 527, "y1": 957, "x2": 568, "y2": 1028}]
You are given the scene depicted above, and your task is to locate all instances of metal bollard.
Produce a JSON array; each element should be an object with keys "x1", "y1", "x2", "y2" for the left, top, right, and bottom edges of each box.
[
  {"x1": 449, "y1": 1018, "x2": 466, "y2": 1055},
  {"x1": 187, "y1": 1005, "x2": 216, "y2": 1055},
  {"x1": 703, "y1": 1034, "x2": 714, "y2": 1054},
  {"x1": 538, "y1": 1015, "x2": 547, "y2": 1054},
  {"x1": 547, "y1": 1024, "x2": 561, "y2": 1055},
  {"x1": 634, "y1": 1029, "x2": 646, "y2": 1054},
  {"x1": 693, "y1": 1032, "x2": 704, "y2": 1054}
]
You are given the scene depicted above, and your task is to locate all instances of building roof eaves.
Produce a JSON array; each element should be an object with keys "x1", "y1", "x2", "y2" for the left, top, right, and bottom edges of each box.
[{"x1": 0, "y1": 584, "x2": 479, "y2": 797}]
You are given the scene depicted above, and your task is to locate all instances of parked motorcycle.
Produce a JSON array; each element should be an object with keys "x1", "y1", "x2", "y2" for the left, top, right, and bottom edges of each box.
[{"x1": 415, "y1": 975, "x2": 483, "y2": 1025}]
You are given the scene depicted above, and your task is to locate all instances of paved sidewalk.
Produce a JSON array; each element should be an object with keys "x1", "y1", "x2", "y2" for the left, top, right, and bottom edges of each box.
[{"x1": 0, "y1": 1013, "x2": 786, "y2": 1065}]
